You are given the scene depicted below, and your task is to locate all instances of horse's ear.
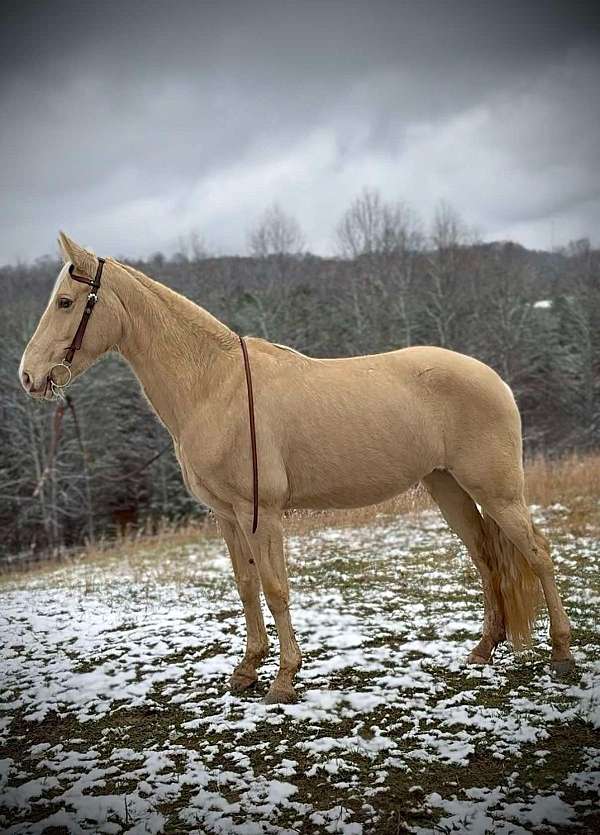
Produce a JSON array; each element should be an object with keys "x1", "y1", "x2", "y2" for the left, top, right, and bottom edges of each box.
[{"x1": 57, "y1": 231, "x2": 98, "y2": 276}]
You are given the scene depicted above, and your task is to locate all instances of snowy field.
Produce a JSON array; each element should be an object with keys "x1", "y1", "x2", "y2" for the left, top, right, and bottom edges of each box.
[{"x1": 1, "y1": 507, "x2": 599, "y2": 834}]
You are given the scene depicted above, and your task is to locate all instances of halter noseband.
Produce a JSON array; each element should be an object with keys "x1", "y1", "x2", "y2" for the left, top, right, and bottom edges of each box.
[{"x1": 49, "y1": 257, "x2": 105, "y2": 397}]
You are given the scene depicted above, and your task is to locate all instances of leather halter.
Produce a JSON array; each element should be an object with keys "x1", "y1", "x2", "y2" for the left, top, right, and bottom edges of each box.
[{"x1": 49, "y1": 257, "x2": 106, "y2": 394}]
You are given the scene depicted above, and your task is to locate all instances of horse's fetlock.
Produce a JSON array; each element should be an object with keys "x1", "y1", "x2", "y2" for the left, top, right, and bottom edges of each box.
[
  {"x1": 254, "y1": 642, "x2": 270, "y2": 663},
  {"x1": 281, "y1": 649, "x2": 302, "y2": 674},
  {"x1": 551, "y1": 625, "x2": 571, "y2": 643}
]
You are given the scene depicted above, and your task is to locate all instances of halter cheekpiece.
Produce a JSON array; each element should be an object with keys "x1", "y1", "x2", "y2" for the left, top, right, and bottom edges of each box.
[{"x1": 48, "y1": 257, "x2": 105, "y2": 397}]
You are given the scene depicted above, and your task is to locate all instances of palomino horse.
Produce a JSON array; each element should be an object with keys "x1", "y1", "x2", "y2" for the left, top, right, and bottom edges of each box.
[{"x1": 20, "y1": 232, "x2": 574, "y2": 704}]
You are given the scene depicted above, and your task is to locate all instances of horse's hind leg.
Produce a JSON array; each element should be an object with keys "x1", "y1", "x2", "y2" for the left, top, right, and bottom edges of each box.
[
  {"x1": 422, "y1": 469, "x2": 505, "y2": 663},
  {"x1": 476, "y1": 496, "x2": 574, "y2": 672},
  {"x1": 452, "y1": 443, "x2": 574, "y2": 671}
]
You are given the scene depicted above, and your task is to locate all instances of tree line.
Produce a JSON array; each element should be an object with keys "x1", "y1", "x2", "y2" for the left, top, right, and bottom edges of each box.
[{"x1": 1, "y1": 191, "x2": 599, "y2": 561}]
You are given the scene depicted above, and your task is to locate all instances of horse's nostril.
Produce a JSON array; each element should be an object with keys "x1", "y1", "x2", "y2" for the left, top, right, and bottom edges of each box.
[{"x1": 21, "y1": 370, "x2": 32, "y2": 391}]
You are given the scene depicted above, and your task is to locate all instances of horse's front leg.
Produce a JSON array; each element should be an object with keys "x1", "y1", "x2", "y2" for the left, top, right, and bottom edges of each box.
[
  {"x1": 217, "y1": 515, "x2": 269, "y2": 693},
  {"x1": 237, "y1": 508, "x2": 302, "y2": 704}
]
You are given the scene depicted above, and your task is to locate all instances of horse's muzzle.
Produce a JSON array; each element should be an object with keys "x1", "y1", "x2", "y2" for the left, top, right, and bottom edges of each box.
[{"x1": 20, "y1": 369, "x2": 52, "y2": 399}]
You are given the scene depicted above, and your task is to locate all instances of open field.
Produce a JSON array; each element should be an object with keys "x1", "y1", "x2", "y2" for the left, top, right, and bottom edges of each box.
[{"x1": 1, "y1": 498, "x2": 599, "y2": 834}]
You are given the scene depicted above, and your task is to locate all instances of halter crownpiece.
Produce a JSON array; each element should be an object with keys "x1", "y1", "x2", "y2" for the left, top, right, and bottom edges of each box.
[{"x1": 49, "y1": 257, "x2": 105, "y2": 397}]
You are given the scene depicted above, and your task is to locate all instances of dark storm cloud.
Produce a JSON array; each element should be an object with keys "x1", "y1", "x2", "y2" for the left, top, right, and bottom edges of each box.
[{"x1": 1, "y1": 0, "x2": 600, "y2": 262}]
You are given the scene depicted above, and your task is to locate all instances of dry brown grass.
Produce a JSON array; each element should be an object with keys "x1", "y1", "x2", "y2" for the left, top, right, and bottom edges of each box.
[
  {"x1": 65, "y1": 452, "x2": 600, "y2": 557},
  {"x1": 524, "y1": 452, "x2": 600, "y2": 536},
  {"x1": 524, "y1": 452, "x2": 600, "y2": 506},
  {"x1": 2, "y1": 453, "x2": 599, "y2": 578}
]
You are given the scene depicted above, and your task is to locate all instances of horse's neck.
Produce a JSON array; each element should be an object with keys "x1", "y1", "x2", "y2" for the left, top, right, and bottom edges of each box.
[{"x1": 114, "y1": 265, "x2": 236, "y2": 436}]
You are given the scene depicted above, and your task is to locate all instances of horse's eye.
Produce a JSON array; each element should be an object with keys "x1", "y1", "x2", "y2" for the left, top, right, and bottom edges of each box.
[{"x1": 58, "y1": 297, "x2": 73, "y2": 309}]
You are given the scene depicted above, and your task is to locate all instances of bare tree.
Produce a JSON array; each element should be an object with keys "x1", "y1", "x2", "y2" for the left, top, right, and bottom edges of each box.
[
  {"x1": 243, "y1": 204, "x2": 306, "y2": 339},
  {"x1": 177, "y1": 230, "x2": 212, "y2": 262},
  {"x1": 248, "y1": 203, "x2": 305, "y2": 258},
  {"x1": 335, "y1": 188, "x2": 424, "y2": 349},
  {"x1": 424, "y1": 200, "x2": 479, "y2": 349},
  {"x1": 336, "y1": 188, "x2": 422, "y2": 258}
]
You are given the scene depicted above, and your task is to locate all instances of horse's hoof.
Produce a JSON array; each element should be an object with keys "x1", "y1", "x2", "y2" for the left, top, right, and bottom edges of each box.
[
  {"x1": 263, "y1": 686, "x2": 298, "y2": 705},
  {"x1": 551, "y1": 657, "x2": 575, "y2": 676},
  {"x1": 229, "y1": 672, "x2": 258, "y2": 694},
  {"x1": 466, "y1": 652, "x2": 490, "y2": 666}
]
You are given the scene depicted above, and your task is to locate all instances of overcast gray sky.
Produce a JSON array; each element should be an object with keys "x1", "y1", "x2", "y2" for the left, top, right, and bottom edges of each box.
[{"x1": 2, "y1": 0, "x2": 599, "y2": 263}]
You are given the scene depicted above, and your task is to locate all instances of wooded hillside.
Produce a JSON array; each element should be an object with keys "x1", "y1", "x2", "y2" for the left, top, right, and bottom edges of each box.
[{"x1": 2, "y1": 199, "x2": 599, "y2": 560}]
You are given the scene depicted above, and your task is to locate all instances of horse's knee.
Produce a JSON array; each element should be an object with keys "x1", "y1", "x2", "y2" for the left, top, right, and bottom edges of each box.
[
  {"x1": 238, "y1": 575, "x2": 258, "y2": 605},
  {"x1": 263, "y1": 581, "x2": 289, "y2": 615}
]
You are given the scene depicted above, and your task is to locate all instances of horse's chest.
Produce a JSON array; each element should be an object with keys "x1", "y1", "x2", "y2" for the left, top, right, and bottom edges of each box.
[{"x1": 175, "y1": 445, "x2": 229, "y2": 512}]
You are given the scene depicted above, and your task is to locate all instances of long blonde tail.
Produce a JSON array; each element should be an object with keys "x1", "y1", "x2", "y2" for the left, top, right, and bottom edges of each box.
[{"x1": 480, "y1": 514, "x2": 543, "y2": 649}]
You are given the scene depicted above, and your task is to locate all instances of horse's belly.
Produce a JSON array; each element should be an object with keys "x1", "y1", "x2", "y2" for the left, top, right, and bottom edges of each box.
[
  {"x1": 288, "y1": 480, "x2": 415, "y2": 510},
  {"x1": 285, "y1": 445, "x2": 430, "y2": 510}
]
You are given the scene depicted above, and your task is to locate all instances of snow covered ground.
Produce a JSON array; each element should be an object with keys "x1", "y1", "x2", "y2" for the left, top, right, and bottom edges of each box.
[{"x1": 1, "y1": 507, "x2": 599, "y2": 834}]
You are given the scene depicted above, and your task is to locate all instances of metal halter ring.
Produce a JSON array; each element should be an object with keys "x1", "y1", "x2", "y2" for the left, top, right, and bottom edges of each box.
[{"x1": 49, "y1": 361, "x2": 72, "y2": 398}]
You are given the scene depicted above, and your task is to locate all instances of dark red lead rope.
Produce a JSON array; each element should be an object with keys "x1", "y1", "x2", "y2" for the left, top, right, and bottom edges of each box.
[{"x1": 239, "y1": 335, "x2": 259, "y2": 533}]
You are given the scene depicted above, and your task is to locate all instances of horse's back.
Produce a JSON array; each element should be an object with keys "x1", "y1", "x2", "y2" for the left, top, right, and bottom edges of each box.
[{"x1": 258, "y1": 341, "x2": 518, "y2": 425}]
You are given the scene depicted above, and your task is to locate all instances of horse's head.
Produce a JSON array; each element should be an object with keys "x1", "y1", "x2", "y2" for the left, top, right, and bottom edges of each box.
[{"x1": 19, "y1": 232, "x2": 123, "y2": 399}]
